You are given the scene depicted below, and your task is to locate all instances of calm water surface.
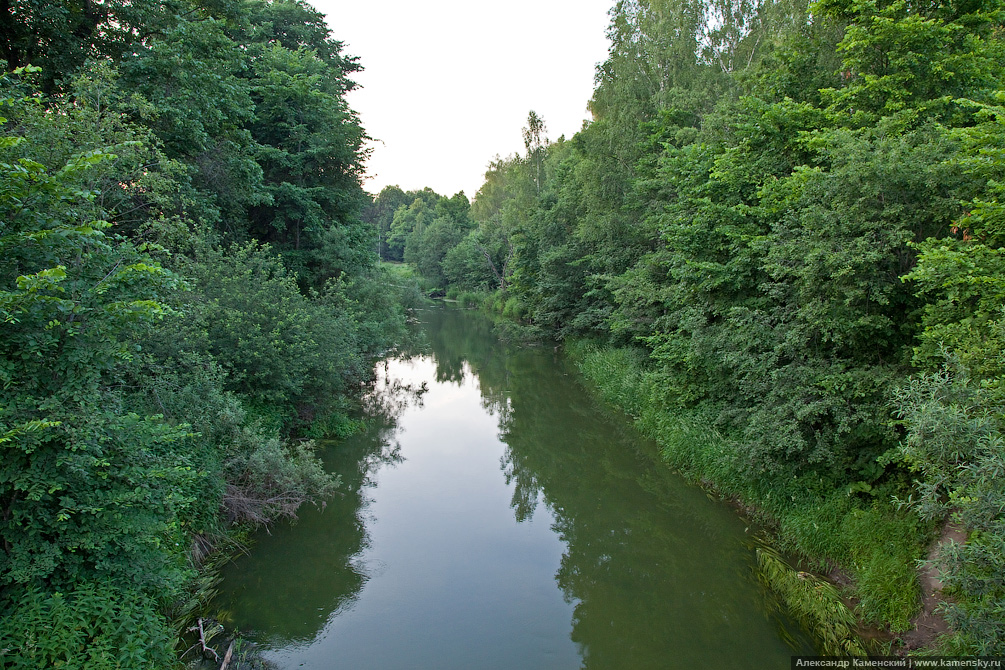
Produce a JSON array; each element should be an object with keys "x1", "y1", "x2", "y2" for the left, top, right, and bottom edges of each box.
[{"x1": 212, "y1": 305, "x2": 815, "y2": 668}]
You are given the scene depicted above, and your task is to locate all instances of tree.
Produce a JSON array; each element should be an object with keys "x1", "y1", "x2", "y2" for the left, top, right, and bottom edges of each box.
[
  {"x1": 0, "y1": 0, "x2": 227, "y2": 92},
  {"x1": 362, "y1": 185, "x2": 410, "y2": 260},
  {"x1": 522, "y1": 110, "x2": 547, "y2": 194},
  {"x1": 0, "y1": 87, "x2": 199, "y2": 665}
]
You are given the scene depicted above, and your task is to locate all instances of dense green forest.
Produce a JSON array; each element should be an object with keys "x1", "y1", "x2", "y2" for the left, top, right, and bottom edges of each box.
[
  {"x1": 5, "y1": 0, "x2": 1005, "y2": 662},
  {"x1": 0, "y1": 0, "x2": 417, "y2": 666},
  {"x1": 374, "y1": 0, "x2": 1005, "y2": 655}
]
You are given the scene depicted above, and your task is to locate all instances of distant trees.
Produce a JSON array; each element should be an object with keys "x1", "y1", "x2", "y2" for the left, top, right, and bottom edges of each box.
[{"x1": 363, "y1": 187, "x2": 479, "y2": 291}]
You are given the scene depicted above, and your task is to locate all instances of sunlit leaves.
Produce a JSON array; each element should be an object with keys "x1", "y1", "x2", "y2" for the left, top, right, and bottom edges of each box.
[{"x1": 817, "y1": 0, "x2": 1005, "y2": 125}]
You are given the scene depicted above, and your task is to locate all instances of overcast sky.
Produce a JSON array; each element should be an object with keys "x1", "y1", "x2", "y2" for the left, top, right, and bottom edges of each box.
[{"x1": 312, "y1": 0, "x2": 614, "y2": 199}]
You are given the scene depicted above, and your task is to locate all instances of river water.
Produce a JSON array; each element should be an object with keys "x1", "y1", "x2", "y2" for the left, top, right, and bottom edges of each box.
[{"x1": 211, "y1": 304, "x2": 815, "y2": 668}]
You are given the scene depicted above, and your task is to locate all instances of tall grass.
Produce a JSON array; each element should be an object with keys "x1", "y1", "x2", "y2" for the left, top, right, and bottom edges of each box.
[{"x1": 756, "y1": 543, "x2": 868, "y2": 655}]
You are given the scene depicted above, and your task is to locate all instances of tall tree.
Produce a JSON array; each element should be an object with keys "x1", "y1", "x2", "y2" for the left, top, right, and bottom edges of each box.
[{"x1": 522, "y1": 110, "x2": 547, "y2": 194}]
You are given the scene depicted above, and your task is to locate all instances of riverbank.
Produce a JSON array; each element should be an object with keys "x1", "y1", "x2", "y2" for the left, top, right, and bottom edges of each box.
[
  {"x1": 204, "y1": 304, "x2": 817, "y2": 667},
  {"x1": 562, "y1": 339, "x2": 942, "y2": 654}
]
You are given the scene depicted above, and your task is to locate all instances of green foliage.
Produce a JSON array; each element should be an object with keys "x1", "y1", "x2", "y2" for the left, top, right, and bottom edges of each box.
[
  {"x1": 242, "y1": 36, "x2": 368, "y2": 281},
  {"x1": 756, "y1": 543, "x2": 867, "y2": 656},
  {"x1": 166, "y1": 243, "x2": 367, "y2": 412},
  {"x1": 363, "y1": 185, "x2": 411, "y2": 261},
  {"x1": 120, "y1": 349, "x2": 337, "y2": 529},
  {"x1": 894, "y1": 360, "x2": 1005, "y2": 652},
  {"x1": 406, "y1": 214, "x2": 471, "y2": 289},
  {"x1": 0, "y1": 408, "x2": 202, "y2": 591},
  {"x1": 442, "y1": 231, "x2": 498, "y2": 291},
  {"x1": 222, "y1": 435, "x2": 338, "y2": 526},
  {"x1": 0, "y1": 92, "x2": 205, "y2": 664},
  {"x1": 388, "y1": 189, "x2": 478, "y2": 292},
  {"x1": 891, "y1": 83, "x2": 1005, "y2": 655},
  {"x1": 383, "y1": 189, "x2": 441, "y2": 262},
  {"x1": 0, "y1": 584, "x2": 176, "y2": 669},
  {"x1": 501, "y1": 296, "x2": 525, "y2": 320},
  {"x1": 0, "y1": 112, "x2": 199, "y2": 591},
  {"x1": 816, "y1": 0, "x2": 1005, "y2": 126},
  {"x1": 0, "y1": 0, "x2": 411, "y2": 663},
  {"x1": 907, "y1": 241, "x2": 1005, "y2": 377},
  {"x1": 391, "y1": 197, "x2": 430, "y2": 262},
  {"x1": 1, "y1": 0, "x2": 204, "y2": 93}
]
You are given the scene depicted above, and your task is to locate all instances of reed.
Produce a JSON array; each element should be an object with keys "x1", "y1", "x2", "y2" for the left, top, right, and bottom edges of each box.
[{"x1": 755, "y1": 543, "x2": 869, "y2": 656}]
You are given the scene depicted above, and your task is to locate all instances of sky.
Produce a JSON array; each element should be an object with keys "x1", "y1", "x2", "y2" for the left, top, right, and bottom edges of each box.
[{"x1": 312, "y1": 0, "x2": 615, "y2": 199}]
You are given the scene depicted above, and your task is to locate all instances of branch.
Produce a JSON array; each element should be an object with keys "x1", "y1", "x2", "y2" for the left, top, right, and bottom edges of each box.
[
  {"x1": 196, "y1": 618, "x2": 220, "y2": 663},
  {"x1": 219, "y1": 640, "x2": 235, "y2": 670}
]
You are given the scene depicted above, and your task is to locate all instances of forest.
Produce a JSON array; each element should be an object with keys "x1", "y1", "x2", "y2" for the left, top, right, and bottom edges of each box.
[
  {"x1": 368, "y1": 0, "x2": 1005, "y2": 657},
  {"x1": 0, "y1": 0, "x2": 417, "y2": 665},
  {"x1": 3, "y1": 0, "x2": 1005, "y2": 664}
]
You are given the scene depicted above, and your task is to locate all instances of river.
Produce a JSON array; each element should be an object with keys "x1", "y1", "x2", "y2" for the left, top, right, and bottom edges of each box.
[{"x1": 210, "y1": 304, "x2": 815, "y2": 668}]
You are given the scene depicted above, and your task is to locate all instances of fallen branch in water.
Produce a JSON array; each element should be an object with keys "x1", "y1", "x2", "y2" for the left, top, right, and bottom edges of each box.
[
  {"x1": 219, "y1": 640, "x2": 235, "y2": 670},
  {"x1": 189, "y1": 618, "x2": 220, "y2": 663}
]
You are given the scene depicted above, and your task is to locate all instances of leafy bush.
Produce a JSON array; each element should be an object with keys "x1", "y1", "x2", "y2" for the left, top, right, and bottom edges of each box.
[
  {"x1": 894, "y1": 360, "x2": 1005, "y2": 653},
  {"x1": 222, "y1": 437, "x2": 339, "y2": 526},
  {"x1": 0, "y1": 115, "x2": 191, "y2": 665},
  {"x1": 502, "y1": 296, "x2": 525, "y2": 320},
  {"x1": 151, "y1": 243, "x2": 403, "y2": 433},
  {"x1": 0, "y1": 55, "x2": 391, "y2": 667},
  {"x1": 122, "y1": 350, "x2": 338, "y2": 529},
  {"x1": 0, "y1": 584, "x2": 176, "y2": 670}
]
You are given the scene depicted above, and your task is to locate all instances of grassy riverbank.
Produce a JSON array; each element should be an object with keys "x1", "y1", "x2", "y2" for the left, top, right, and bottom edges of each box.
[{"x1": 565, "y1": 340, "x2": 934, "y2": 652}]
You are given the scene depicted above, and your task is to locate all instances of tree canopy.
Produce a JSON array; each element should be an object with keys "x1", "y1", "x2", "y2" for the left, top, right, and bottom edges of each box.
[{"x1": 0, "y1": 1, "x2": 412, "y2": 665}]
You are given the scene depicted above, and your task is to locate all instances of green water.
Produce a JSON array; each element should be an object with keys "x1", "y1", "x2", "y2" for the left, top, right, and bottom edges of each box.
[{"x1": 212, "y1": 305, "x2": 815, "y2": 668}]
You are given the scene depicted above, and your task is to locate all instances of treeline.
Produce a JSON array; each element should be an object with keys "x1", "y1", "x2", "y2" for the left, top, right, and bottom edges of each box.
[
  {"x1": 0, "y1": 0, "x2": 412, "y2": 666},
  {"x1": 387, "y1": 0, "x2": 1005, "y2": 653}
]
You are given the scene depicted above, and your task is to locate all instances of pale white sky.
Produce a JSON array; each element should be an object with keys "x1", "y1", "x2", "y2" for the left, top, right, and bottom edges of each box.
[{"x1": 314, "y1": 0, "x2": 614, "y2": 199}]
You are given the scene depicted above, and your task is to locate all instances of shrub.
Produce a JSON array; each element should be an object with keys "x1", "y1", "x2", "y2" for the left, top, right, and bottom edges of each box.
[
  {"x1": 0, "y1": 584, "x2": 175, "y2": 669},
  {"x1": 894, "y1": 360, "x2": 1005, "y2": 653}
]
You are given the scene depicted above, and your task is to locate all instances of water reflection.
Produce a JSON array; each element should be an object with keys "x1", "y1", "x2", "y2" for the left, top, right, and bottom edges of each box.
[
  {"x1": 423, "y1": 306, "x2": 815, "y2": 667},
  {"x1": 213, "y1": 305, "x2": 813, "y2": 668},
  {"x1": 212, "y1": 373, "x2": 418, "y2": 645}
]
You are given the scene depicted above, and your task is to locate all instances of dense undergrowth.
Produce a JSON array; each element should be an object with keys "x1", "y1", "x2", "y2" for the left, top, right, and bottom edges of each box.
[{"x1": 0, "y1": 1, "x2": 417, "y2": 666}]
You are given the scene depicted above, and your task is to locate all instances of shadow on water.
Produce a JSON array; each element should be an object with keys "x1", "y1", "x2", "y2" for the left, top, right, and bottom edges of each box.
[
  {"x1": 210, "y1": 373, "x2": 419, "y2": 646},
  {"x1": 211, "y1": 304, "x2": 815, "y2": 668}
]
